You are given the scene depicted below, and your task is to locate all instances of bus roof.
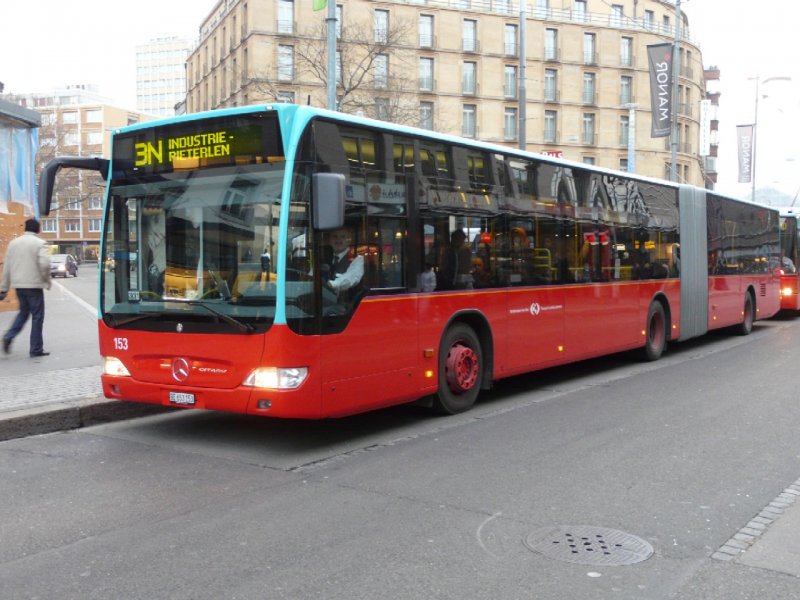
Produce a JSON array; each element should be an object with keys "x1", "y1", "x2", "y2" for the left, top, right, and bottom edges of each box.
[{"x1": 112, "y1": 103, "x2": 769, "y2": 211}]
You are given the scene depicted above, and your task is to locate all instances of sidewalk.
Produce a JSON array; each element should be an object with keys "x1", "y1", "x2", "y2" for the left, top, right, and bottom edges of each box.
[
  {"x1": 0, "y1": 363, "x2": 168, "y2": 441},
  {"x1": 0, "y1": 279, "x2": 168, "y2": 441}
]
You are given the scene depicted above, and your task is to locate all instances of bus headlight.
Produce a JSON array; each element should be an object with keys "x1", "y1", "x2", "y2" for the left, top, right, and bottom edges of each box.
[
  {"x1": 243, "y1": 367, "x2": 308, "y2": 390},
  {"x1": 104, "y1": 356, "x2": 131, "y2": 377}
]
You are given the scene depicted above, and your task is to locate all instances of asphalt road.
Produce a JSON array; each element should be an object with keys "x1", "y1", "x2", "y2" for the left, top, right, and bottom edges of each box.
[{"x1": 2, "y1": 302, "x2": 800, "y2": 598}]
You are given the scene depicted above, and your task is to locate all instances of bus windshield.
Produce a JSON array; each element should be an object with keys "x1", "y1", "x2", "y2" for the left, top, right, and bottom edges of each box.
[{"x1": 100, "y1": 114, "x2": 288, "y2": 334}]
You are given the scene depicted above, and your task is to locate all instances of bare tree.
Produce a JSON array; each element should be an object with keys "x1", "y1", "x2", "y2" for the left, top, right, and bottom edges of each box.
[{"x1": 249, "y1": 17, "x2": 420, "y2": 125}]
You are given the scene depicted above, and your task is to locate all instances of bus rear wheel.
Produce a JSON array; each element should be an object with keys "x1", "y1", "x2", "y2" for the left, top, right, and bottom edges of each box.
[
  {"x1": 737, "y1": 292, "x2": 755, "y2": 336},
  {"x1": 641, "y1": 301, "x2": 667, "y2": 361},
  {"x1": 433, "y1": 324, "x2": 483, "y2": 415}
]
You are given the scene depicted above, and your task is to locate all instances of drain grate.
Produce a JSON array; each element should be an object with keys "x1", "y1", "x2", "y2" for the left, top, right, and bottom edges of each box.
[{"x1": 524, "y1": 525, "x2": 653, "y2": 566}]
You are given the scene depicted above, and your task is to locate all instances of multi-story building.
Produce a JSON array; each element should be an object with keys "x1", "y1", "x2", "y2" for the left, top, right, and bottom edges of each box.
[
  {"x1": 136, "y1": 36, "x2": 194, "y2": 116},
  {"x1": 185, "y1": 0, "x2": 708, "y2": 186},
  {"x1": 3, "y1": 90, "x2": 154, "y2": 261}
]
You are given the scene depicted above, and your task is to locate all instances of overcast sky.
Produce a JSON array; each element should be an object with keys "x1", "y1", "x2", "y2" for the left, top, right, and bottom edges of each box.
[{"x1": 2, "y1": 0, "x2": 799, "y2": 200}]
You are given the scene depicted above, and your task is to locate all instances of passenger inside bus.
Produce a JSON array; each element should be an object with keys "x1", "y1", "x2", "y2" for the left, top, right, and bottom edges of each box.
[{"x1": 438, "y1": 229, "x2": 473, "y2": 290}]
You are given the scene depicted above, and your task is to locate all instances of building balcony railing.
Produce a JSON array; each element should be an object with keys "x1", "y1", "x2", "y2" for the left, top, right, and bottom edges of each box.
[
  {"x1": 463, "y1": 38, "x2": 481, "y2": 53},
  {"x1": 583, "y1": 51, "x2": 597, "y2": 65},
  {"x1": 276, "y1": 19, "x2": 294, "y2": 35},
  {"x1": 582, "y1": 132, "x2": 598, "y2": 146},
  {"x1": 419, "y1": 78, "x2": 436, "y2": 93},
  {"x1": 544, "y1": 48, "x2": 560, "y2": 61},
  {"x1": 543, "y1": 130, "x2": 560, "y2": 144},
  {"x1": 544, "y1": 89, "x2": 560, "y2": 102}
]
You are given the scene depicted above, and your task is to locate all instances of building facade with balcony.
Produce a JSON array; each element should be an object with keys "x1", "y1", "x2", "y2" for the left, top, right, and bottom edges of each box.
[{"x1": 195, "y1": 0, "x2": 706, "y2": 185}]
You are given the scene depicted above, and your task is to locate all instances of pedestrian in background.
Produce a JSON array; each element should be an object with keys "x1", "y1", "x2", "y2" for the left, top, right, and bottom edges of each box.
[{"x1": 0, "y1": 218, "x2": 52, "y2": 357}]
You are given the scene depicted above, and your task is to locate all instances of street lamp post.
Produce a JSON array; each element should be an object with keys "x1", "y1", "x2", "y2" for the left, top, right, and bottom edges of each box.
[{"x1": 751, "y1": 76, "x2": 792, "y2": 202}]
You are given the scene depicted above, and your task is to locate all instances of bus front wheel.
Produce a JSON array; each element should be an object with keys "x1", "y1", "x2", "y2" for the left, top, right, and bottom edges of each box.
[
  {"x1": 433, "y1": 324, "x2": 483, "y2": 415},
  {"x1": 641, "y1": 301, "x2": 667, "y2": 361}
]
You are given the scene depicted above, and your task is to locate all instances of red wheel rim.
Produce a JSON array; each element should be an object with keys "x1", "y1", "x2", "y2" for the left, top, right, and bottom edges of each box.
[{"x1": 445, "y1": 343, "x2": 479, "y2": 394}]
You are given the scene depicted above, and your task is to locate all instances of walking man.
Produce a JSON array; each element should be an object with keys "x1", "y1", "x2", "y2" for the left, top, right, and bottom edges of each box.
[{"x1": 0, "y1": 218, "x2": 52, "y2": 357}]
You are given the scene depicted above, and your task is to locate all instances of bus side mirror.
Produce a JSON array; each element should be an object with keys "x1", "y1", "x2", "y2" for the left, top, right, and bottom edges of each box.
[
  {"x1": 38, "y1": 157, "x2": 109, "y2": 216},
  {"x1": 312, "y1": 172, "x2": 345, "y2": 231}
]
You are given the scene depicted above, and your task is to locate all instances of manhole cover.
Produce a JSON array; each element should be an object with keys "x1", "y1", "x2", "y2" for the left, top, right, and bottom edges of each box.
[{"x1": 525, "y1": 525, "x2": 654, "y2": 566}]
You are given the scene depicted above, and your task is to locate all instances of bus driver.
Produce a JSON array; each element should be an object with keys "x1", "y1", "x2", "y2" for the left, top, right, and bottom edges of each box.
[{"x1": 323, "y1": 228, "x2": 364, "y2": 301}]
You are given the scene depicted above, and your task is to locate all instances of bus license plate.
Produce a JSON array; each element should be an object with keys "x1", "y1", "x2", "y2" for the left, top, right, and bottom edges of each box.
[{"x1": 169, "y1": 391, "x2": 196, "y2": 406}]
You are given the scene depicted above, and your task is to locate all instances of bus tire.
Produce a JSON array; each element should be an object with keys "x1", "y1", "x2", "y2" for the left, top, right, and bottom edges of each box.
[
  {"x1": 737, "y1": 292, "x2": 755, "y2": 336},
  {"x1": 641, "y1": 301, "x2": 667, "y2": 361},
  {"x1": 433, "y1": 323, "x2": 483, "y2": 415}
]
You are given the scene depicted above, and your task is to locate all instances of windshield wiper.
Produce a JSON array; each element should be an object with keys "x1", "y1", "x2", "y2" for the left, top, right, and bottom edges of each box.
[
  {"x1": 104, "y1": 313, "x2": 157, "y2": 327},
  {"x1": 163, "y1": 299, "x2": 255, "y2": 333}
]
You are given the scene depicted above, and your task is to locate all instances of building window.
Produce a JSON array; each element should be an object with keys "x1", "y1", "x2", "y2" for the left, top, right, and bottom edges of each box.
[
  {"x1": 89, "y1": 218, "x2": 102, "y2": 232},
  {"x1": 462, "y1": 61, "x2": 477, "y2": 95},
  {"x1": 278, "y1": 45, "x2": 293, "y2": 81},
  {"x1": 504, "y1": 24, "x2": 517, "y2": 56},
  {"x1": 544, "y1": 69, "x2": 558, "y2": 101},
  {"x1": 620, "y1": 76, "x2": 633, "y2": 104},
  {"x1": 620, "y1": 158, "x2": 629, "y2": 171},
  {"x1": 420, "y1": 57, "x2": 434, "y2": 91},
  {"x1": 62, "y1": 111, "x2": 78, "y2": 124},
  {"x1": 583, "y1": 33, "x2": 596, "y2": 64},
  {"x1": 583, "y1": 156, "x2": 596, "y2": 165},
  {"x1": 620, "y1": 115, "x2": 630, "y2": 146},
  {"x1": 65, "y1": 220, "x2": 81, "y2": 233},
  {"x1": 86, "y1": 131, "x2": 103, "y2": 145},
  {"x1": 534, "y1": 0, "x2": 549, "y2": 19},
  {"x1": 582, "y1": 113, "x2": 596, "y2": 145},
  {"x1": 574, "y1": 0, "x2": 587, "y2": 22},
  {"x1": 495, "y1": 0, "x2": 510, "y2": 14},
  {"x1": 85, "y1": 109, "x2": 102, "y2": 123},
  {"x1": 504, "y1": 65, "x2": 517, "y2": 98},
  {"x1": 610, "y1": 4, "x2": 623, "y2": 27},
  {"x1": 65, "y1": 198, "x2": 81, "y2": 211},
  {"x1": 374, "y1": 9, "x2": 389, "y2": 43},
  {"x1": 419, "y1": 15, "x2": 433, "y2": 48},
  {"x1": 88, "y1": 197, "x2": 103, "y2": 210},
  {"x1": 504, "y1": 108, "x2": 518, "y2": 141},
  {"x1": 544, "y1": 29, "x2": 558, "y2": 60},
  {"x1": 621, "y1": 37, "x2": 633, "y2": 67},
  {"x1": 462, "y1": 104, "x2": 477, "y2": 138},
  {"x1": 662, "y1": 15, "x2": 671, "y2": 34},
  {"x1": 42, "y1": 219, "x2": 57, "y2": 233},
  {"x1": 375, "y1": 98, "x2": 389, "y2": 120},
  {"x1": 583, "y1": 72, "x2": 596, "y2": 104},
  {"x1": 278, "y1": 91, "x2": 295, "y2": 103},
  {"x1": 374, "y1": 54, "x2": 388, "y2": 88},
  {"x1": 420, "y1": 101, "x2": 434, "y2": 129},
  {"x1": 644, "y1": 10, "x2": 655, "y2": 30},
  {"x1": 64, "y1": 132, "x2": 79, "y2": 146},
  {"x1": 463, "y1": 19, "x2": 477, "y2": 52},
  {"x1": 278, "y1": 0, "x2": 293, "y2": 34},
  {"x1": 544, "y1": 110, "x2": 557, "y2": 143}
]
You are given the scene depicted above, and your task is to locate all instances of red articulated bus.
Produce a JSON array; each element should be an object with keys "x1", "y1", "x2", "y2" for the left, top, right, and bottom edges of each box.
[
  {"x1": 777, "y1": 208, "x2": 800, "y2": 310},
  {"x1": 38, "y1": 105, "x2": 781, "y2": 418}
]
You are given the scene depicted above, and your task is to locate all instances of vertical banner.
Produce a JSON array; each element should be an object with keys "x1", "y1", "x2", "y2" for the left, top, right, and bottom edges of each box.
[
  {"x1": 647, "y1": 43, "x2": 673, "y2": 138},
  {"x1": 736, "y1": 124, "x2": 754, "y2": 183}
]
